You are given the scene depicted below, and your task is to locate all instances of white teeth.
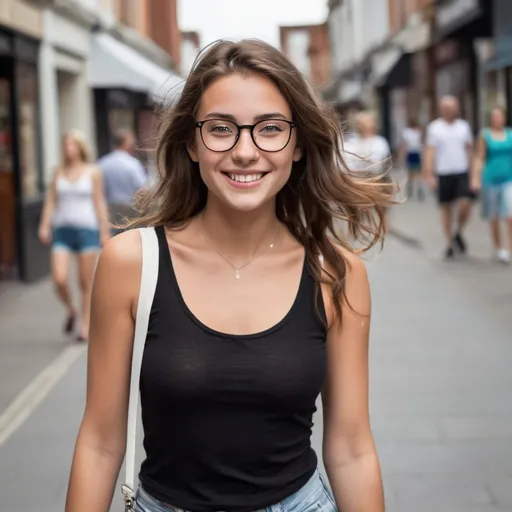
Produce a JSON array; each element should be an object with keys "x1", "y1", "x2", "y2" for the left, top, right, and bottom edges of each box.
[{"x1": 228, "y1": 173, "x2": 264, "y2": 183}]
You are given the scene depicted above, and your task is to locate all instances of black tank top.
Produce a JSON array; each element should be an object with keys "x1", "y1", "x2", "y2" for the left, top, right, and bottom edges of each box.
[{"x1": 139, "y1": 226, "x2": 328, "y2": 511}]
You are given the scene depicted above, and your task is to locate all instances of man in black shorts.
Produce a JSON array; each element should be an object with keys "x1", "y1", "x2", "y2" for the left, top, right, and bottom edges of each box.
[{"x1": 423, "y1": 96, "x2": 474, "y2": 258}]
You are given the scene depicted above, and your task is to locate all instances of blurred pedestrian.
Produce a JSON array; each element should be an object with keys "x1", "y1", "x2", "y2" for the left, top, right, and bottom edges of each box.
[
  {"x1": 67, "y1": 40, "x2": 393, "y2": 512},
  {"x1": 423, "y1": 96, "x2": 474, "y2": 259},
  {"x1": 471, "y1": 106, "x2": 512, "y2": 263},
  {"x1": 399, "y1": 117, "x2": 424, "y2": 200},
  {"x1": 98, "y1": 129, "x2": 148, "y2": 234},
  {"x1": 343, "y1": 111, "x2": 392, "y2": 232},
  {"x1": 38, "y1": 130, "x2": 110, "y2": 342}
]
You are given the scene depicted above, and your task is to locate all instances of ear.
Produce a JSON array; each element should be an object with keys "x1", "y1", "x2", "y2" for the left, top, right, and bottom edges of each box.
[
  {"x1": 292, "y1": 146, "x2": 302, "y2": 162},
  {"x1": 187, "y1": 141, "x2": 199, "y2": 163}
]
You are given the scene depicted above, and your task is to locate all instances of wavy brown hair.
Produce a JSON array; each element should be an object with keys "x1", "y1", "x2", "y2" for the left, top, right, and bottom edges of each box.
[{"x1": 131, "y1": 39, "x2": 397, "y2": 320}]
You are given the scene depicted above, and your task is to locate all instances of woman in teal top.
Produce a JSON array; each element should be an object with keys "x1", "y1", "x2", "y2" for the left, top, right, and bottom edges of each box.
[{"x1": 472, "y1": 107, "x2": 512, "y2": 264}]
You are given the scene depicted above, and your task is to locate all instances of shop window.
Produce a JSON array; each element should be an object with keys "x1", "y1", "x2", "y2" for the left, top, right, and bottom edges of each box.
[{"x1": 16, "y1": 62, "x2": 41, "y2": 201}]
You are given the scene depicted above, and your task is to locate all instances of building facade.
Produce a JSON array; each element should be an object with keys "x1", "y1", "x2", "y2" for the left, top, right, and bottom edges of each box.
[
  {"x1": 280, "y1": 24, "x2": 331, "y2": 91},
  {"x1": 0, "y1": 0, "x2": 46, "y2": 281},
  {"x1": 324, "y1": 0, "x2": 392, "y2": 123},
  {"x1": 0, "y1": 0, "x2": 182, "y2": 284},
  {"x1": 90, "y1": 0, "x2": 182, "y2": 160}
]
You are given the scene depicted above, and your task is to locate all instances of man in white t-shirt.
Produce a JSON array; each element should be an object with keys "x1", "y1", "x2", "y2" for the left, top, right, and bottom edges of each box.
[{"x1": 423, "y1": 96, "x2": 474, "y2": 258}]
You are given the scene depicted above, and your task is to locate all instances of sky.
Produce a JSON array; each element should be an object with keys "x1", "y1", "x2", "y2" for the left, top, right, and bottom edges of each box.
[{"x1": 178, "y1": 0, "x2": 328, "y2": 49}]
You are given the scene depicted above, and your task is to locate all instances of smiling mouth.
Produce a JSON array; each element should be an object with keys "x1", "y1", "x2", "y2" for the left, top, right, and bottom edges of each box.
[{"x1": 222, "y1": 172, "x2": 270, "y2": 183}]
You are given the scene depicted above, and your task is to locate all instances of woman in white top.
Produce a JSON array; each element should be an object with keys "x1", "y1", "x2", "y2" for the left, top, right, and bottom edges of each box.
[
  {"x1": 399, "y1": 118, "x2": 424, "y2": 200},
  {"x1": 38, "y1": 130, "x2": 110, "y2": 341},
  {"x1": 343, "y1": 112, "x2": 391, "y2": 175},
  {"x1": 343, "y1": 111, "x2": 392, "y2": 231}
]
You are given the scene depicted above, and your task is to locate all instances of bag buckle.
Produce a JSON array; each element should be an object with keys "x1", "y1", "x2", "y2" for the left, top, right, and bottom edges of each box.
[{"x1": 121, "y1": 484, "x2": 135, "y2": 511}]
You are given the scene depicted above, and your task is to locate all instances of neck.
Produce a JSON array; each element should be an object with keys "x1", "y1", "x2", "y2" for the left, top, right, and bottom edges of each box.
[
  {"x1": 200, "y1": 197, "x2": 279, "y2": 261},
  {"x1": 64, "y1": 159, "x2": 83, "y2": 169}
]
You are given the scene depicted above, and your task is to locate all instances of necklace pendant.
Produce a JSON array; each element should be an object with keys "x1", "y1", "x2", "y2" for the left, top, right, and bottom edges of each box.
[{"x1": 235, "y1": 269, "x2": 240, "y2": 279}]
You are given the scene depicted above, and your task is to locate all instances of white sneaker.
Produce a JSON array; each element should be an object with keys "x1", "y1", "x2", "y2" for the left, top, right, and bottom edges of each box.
[{"x1": 496, "y1": 249, "x2": 511, "y2": 264}]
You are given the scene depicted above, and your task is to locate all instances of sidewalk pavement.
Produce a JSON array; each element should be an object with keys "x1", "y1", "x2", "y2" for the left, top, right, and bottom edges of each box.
[
  {"x1": 0, "y1": 275, "x2": 75, "y2": 416},
  {"x1": 388, "y1": 194, "x2": 512, "y2": 333}
]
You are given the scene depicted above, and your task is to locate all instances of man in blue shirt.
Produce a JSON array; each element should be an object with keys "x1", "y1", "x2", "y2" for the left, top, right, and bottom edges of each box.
[{"x1": 98, "y1": 129, "x2": 148, "y2": 234}]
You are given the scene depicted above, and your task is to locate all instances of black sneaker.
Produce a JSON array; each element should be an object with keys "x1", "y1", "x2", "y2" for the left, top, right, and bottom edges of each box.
[
  {"x1": 444, "y1": 246, "x2": 455, "y2": 259},
  {"x1": 453, "y1": 233, "x2": 467, "y2": 254}
]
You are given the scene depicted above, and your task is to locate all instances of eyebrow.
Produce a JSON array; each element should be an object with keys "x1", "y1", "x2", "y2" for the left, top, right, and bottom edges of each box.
[{"x1": 203, "y1": 112, "x2": 288, "y2": 122}]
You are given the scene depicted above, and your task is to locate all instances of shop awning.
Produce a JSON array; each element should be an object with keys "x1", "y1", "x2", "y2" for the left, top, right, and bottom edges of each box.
[
  {"x1": 91, "y1": 33, "x2": 183, "y2": 101},
  {"x1": 369, "y1": 45, "x2": 403, "y2": 87}
]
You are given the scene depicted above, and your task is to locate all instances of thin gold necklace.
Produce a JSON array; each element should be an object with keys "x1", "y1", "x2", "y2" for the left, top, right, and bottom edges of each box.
[{"x1": 202, "y1": 223, "x2": 280, "y2": 279}]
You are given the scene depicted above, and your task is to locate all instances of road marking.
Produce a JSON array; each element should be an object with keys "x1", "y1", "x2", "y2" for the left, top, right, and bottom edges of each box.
[{"x1": 0, "y1": 345, "x2": 87, "y2": 447}]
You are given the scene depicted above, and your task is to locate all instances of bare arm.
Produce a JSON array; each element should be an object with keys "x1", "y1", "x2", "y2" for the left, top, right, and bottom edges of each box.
[
  {"x1": 38, "y1": 170, "x2": 58, "y2": 244},
  {"x1": 471, "y1": 135, "x2": 486, "y2": 191},
  {"x1": 65, "y1": 231, "x2": 142, "y2": 512},
  {"x1": 91, "y1": 166, "x2": 111, "y2": 245},
  {"x1": 321, "y1": 251, "x2": 384, "y2": 512},
  {"x1": 422, "y1": 145, "x2": 436, "y2": 189}
]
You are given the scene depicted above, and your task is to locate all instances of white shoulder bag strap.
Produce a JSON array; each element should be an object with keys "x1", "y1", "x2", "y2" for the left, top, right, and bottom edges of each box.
[{"x1": 121, "y1": 227, "x2": 159, "y2": 511}]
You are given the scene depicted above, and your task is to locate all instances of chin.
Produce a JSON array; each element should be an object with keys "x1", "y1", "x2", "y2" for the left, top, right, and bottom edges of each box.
[{"x1": 223, "y1": 195, "x2": 273, "y2": 213}]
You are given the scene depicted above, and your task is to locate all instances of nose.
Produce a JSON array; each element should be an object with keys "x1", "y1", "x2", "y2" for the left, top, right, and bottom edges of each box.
[{"x1": 231, "y1": 128, "x2": 259, "y2": 164}]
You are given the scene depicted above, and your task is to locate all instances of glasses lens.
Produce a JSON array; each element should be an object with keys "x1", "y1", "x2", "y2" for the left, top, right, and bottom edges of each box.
[
  {"x1": 253, "y1": 120, "x2": 292, "y2": 152},
  {"x1": 201, "y1": 120, "x2": 238, "y2": 151}
]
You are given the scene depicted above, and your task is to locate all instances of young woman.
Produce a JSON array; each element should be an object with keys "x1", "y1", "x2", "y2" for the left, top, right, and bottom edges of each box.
[
  {"x1": 66, "y1": 40, "x2": 393, "y2": 512},
  {"x1": 472, "y1": 106, "x2": 512, "y2": 263},
  {"x1": 399, "y1": 118, "x2": 424, "y2": 200},
  {"x1": 38, "y1": 130, "x2": 110, "y2": 341}
]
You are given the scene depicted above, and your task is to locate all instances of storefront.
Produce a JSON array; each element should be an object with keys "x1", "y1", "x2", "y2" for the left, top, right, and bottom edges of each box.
[
  {"x1": 90, "y1": 31, "x2": 182, "y2": 163},
  {"x1": 0, "y1": 28, "x2": 47, "y2": 282},
  {"x1": 432, "y1": 0, "x2": 492, "y2": 130},
  {"x1": 370, "y1": 44, "x2": 412, "y2": 152}
]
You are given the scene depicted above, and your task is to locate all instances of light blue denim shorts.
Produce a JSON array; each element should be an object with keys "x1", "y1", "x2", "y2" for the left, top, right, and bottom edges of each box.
[
  {"x1": 481, "y1": 181, "x2": 512, "y2": 220},
  {"x1": 135, "y1": 469, "x2": 337, "y2": 512},
  {"x1": 52, "y1": 226, "x2": 100, "y2": 253}
]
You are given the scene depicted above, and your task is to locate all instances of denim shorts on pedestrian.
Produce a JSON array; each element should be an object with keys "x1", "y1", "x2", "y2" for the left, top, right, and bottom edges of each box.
[
  {"x1": 52, "y1": 226, "x2": 100, "y2": 253},
  {"x1": 134, "y1": 469, "x2": 337, "y2": 512},
  {"x1": 481, "y1": 181, "x2": 512, "y2": 220}
]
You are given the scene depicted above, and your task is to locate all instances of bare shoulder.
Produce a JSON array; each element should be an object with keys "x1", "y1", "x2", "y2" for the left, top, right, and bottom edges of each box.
[
  {"x1": 321, "y1": 244, "x2": 368, "y2": 286},
  {"x1": 99, "y1": 229, "x2": 142, "y2": 269},
  {"x1": 336, "y1": 246, "x2": 370, "y2": 313},
  {"x1": 93, "y1": 229, "x2": 143, "y2": 316},
  {"x1": 337, "y1": 246, "x2": 368, "y2": 282},
  {"x1": 89, "y1": 164, "x2": 103, "y2": 179},
  {"x1": 321, "y1": 245, "x2": 370, "y2": 327}
]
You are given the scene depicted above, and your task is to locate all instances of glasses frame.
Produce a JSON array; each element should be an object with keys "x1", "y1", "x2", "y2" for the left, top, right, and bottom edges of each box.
[{"x1": 195, "y1": 118, "x2": 297, "y2": 153}]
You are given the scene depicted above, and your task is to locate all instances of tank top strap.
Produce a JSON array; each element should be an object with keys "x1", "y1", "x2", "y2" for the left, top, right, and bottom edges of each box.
[{"x1": 155, "y1": 225, "x2": 169, "y2": 267}]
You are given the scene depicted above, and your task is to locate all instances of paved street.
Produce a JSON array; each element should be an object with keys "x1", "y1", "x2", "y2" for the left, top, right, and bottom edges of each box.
[
  {"x1": 1, "y1": 222, "x2": 512, "y2": 511},
  {"x1": 389, "y1": 194, "x2": 512, "y2": 333}
]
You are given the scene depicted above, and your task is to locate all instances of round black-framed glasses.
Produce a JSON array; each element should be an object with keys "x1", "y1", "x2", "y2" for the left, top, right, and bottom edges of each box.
[{"x1": 195, "y1": 118, "x2": 297, "y2": 153}]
